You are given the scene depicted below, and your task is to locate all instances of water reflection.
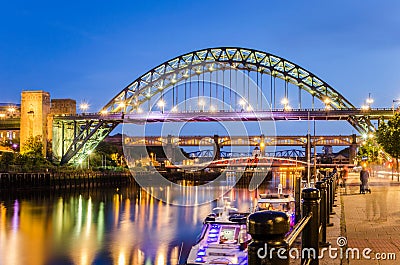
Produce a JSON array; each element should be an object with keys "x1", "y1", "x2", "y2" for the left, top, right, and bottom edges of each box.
[{"x1": 0, "y1": 174, "x2": 296, "y2": 265}]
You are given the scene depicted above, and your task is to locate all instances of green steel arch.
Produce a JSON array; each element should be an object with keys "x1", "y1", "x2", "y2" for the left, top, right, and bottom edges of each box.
[
  {"x1": 57, "y1": 47, "x2": 374, "y2": 165},
  {"x1": 101, "y1": 47, "x2": 372, "y2": 132}
]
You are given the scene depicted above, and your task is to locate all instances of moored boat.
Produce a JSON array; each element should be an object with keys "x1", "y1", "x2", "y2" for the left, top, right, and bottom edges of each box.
[{"x1": 186, "y1": 198, "x2": 250, "y2": 265}]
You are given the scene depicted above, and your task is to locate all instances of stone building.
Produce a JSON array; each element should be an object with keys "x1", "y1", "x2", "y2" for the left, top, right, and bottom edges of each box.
[
  {"x1": 19, "y1": 91, "x2": 76, "y2": 156},
  {"x1": 20, "y1": 91, "x2": 51, "y2": 156}
]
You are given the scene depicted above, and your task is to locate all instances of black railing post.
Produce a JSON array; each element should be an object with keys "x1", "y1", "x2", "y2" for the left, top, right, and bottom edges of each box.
[
  {"x1": 315, "y1": 181, "x2": 330, "y2": 247},
  {"x1": 302, "y1": 188, "x2": 320, "y2": 265},
  {"x1": 329, "y1": 176, "x2": 336, "y2": 214},
  {"x1": 247, "y1": 211, "x2": 290, "y2": 265},
  {"x1": 294, "y1": 173, "x2": 302, "y2": 223},
  {"x1": 323, "y1": 177, "x2": 334, "y2": 226}
]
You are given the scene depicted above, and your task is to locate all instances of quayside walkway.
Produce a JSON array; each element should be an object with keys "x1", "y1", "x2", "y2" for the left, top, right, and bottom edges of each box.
[{"x1": 338, "y1": 171, "x2": 400, "y2": 265}]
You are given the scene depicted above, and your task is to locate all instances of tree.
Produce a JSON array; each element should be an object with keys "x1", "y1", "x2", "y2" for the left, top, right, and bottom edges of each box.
[
  {"x1": 376, "y1": 113, "x2": 400, "y2": 180},
  {"x1": 21, "y1": 135, "x2": 44, "y2": 157},
  {"x1": 0, "y1": 152, "x2": 14, "y2": 171},
  {"x1": 357, "y1": 138, "x2": 379, "y2": 163}
]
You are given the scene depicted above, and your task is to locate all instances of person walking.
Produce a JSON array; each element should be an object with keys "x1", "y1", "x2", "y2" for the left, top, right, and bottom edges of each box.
[
  {"x1": 360, "y1": 167, "x2": 371, "y2": 194},
  {"x1": 341, "y1": 166, "x2": 349, "y2": 193}
]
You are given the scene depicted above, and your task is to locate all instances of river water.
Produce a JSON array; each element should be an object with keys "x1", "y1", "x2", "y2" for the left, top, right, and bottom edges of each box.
[{"x1": 0, "y1": 174, "x2": 296, "y2": 265}]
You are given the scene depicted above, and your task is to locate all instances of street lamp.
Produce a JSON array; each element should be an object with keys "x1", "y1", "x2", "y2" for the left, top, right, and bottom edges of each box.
[
  {"x1": 79, "y1": 102, "x2": 89, "y2": 113},
  {"x1": 323, "y1": 98, "x2": 331, "y2": 110},
  {"x1": 239, "y1": 98, "x2": 246, "y2": 111},
  {"x1": 392, "y1": 99, "x2": 400, "y2": 114},
  {"x1": 157, "y1": 99, "x2": 165, "y2": 113},
  {"x1": 366, "y1": 93, "x2": 374, "y2": 107},
  {"x1": 198, "y1": 99, "x2": 205, "y2": 112}
]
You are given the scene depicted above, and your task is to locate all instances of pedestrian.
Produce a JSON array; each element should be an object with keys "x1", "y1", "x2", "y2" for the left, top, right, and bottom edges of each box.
[
  {"x1": 360, "y1": 167, "x2": 371, "y2": 194},
  {"x1": 341, "y1": 166, "x2": 348, "y2": 189}
]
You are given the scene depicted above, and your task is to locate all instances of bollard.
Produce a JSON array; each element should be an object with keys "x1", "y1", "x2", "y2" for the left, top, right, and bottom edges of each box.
[
  {"x1": 302, "y1": 188, "x2": 320, "y2": 265},
  {"x1": 294, "y1": 174, "x2": 302, "y2": 223},
  {"x1": 247, "y1": 211, "x2": 290, "y2": 265},
  {"x1": 315, "y1": 181, "x2": 331, "y2": 247},
  {"x1": 329, "y1": 176, "x2": 336, "y2": 214},
  {"x1": 323, "y1": 178, "x2": 334, "y2": 226},
  {"x1": 332, "y1": 173, "x2": 338, "y2": 204}
]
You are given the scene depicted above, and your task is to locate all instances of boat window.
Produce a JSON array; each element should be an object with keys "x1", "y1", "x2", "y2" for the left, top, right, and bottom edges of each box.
[{"x1": 219, "y1": 227, "x2": 238, "y2": 244}]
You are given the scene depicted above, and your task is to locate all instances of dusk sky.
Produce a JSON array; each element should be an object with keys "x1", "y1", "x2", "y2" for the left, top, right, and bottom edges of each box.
[{"x1": 1, "y1": 0, "x2": 400, "y2": 134}]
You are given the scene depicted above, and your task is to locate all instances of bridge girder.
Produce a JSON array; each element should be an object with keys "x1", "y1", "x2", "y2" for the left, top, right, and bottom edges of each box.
[{"x1": 56, "y1": 47, "x2": 375, "y2": 165}]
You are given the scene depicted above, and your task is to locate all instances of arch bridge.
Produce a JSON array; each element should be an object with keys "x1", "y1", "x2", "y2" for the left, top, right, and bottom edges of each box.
[{"x1": 53, "y1": 47, "x2": 382, "y2": 165}]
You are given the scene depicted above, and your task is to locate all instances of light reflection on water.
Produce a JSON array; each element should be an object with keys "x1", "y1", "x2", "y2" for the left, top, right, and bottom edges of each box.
[{"x1": 0, "y1": 176, "x2": 295, "y2": 265}]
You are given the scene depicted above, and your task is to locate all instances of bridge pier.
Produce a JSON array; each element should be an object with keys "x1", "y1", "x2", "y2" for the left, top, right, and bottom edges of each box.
[
  {"x1": 165, "y1": 134, "x2": 176, "y2": 164},
  {"x1": 349, "y1": 134, "x2": 358, "y2": 164},
  {"x1": 213, "y1": 134, "x2": 221, "y2": 161},
  {"x1": 260, "y1": 134, "x2": 265, "y2": 157}
]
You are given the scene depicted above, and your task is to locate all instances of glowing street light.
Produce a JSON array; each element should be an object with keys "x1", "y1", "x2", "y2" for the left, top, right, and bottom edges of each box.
[
  {"x1": 281, "y1": 97, "x2": 289, "y2": 105},
  {"x1": 79, "y1": 102, "x2": 89, "y2": 113},
  {"x1": 281, "y1": 97, "x2": 289, "y2": 110},
  {"x1": 392, "y1": 99, "x2": 400, "y2": 114},
  {"x1": 239, "y1": 98, "x2": 246, "y2": 110},
  {"x1": 198, "y1": 99, "x2": 205, "y2": 111},
  {"x1": 361, "y1": 104, "x2": 370, "y2": 110},
  {"x1": 366, "y1": 93, "x2": 374, "y2": 106},
  {"x1": 157, "y1": 99, "x2": 165, "y2": 113}
]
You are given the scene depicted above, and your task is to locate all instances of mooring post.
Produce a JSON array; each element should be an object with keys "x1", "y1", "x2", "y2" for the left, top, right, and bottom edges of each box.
[
  {"x1": 247, "y1": 211, "x2": 290, "y2": 265},
  {"x1": 302, "y1": 188, "x2": 320, "y2": 265},
  {"x1": 315, "y1": 181, "x2": 330, "y2": 247}
]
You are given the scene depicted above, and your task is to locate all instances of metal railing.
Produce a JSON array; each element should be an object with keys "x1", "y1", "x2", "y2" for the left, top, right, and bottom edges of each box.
[{"x1": 247, "y1": 172, "x2": 339, "y2": 265}]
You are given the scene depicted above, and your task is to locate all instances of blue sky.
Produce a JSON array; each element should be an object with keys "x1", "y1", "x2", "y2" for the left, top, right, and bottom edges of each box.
[{"x1": 1, "y1": 0, "x2": 400, "y2": 135}]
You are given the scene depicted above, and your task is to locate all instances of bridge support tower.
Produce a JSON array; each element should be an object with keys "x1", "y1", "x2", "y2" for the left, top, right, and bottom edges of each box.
[
  {"x1": 349, "y1": 134, "x2": 358, "y2": 165},
  {"x1": 213, "y1": 134, "x2": 221, "y2": 161},
  {"x1": 165, "y1": 134, "x2": 176, "y2": 164}
]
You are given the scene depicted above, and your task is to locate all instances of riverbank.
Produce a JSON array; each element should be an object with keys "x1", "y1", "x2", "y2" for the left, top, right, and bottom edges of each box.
[{"x1": 0, "y1": 171, "x2": 133, "y2": 190}]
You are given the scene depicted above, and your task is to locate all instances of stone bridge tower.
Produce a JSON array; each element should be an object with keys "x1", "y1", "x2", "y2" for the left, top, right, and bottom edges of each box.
[{"x1": 20, "y1": 91, "x2": 51, "y2": 156}]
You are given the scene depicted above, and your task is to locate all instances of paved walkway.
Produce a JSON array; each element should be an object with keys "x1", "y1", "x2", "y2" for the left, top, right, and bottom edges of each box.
[{"x1": 339, "y1": 171, "x2": 400, "y2": 264}]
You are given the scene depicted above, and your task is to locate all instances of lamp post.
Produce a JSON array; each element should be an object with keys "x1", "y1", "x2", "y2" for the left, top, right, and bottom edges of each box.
[
  {"x1": 157, "y1": 100, "x2": 165, "y2": 113},
  {"x1": 392, "y1": 99, "x2": 400, "y2": 115},
  {"x1": 366, "y1": 93, "x2": 374, "y2": 109},
  {"x1": 198, "y1": 99, "x2": 205, "y2": 112},
  {"x1": 281, "y1": 97, "x2": 291, "y2": 111},
  {"x1": 79, "y1": 102, "x2": 89, "y2": 114}
]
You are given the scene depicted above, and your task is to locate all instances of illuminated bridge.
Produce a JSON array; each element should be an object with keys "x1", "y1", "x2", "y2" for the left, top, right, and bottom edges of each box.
[
  {"x1": 123, "y1": 134, "x2": 359, "y2": 147},
  {"x1": 52, "y1": 47, "x2": 392, "y2": 165}
]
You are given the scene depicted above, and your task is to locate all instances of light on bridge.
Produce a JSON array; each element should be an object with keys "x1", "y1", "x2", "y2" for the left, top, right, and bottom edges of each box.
[
  {"x1": 100, "y1": 110, "x2": 108, "y2": 115},
  {"x1": 198, "y1": 99, "x2": 205, "y2": 111},
  {"x1": 361, "y1": 104, "x2": 370, "y2": 110},
  {"x1": 79, "y1": 102, "x2": 89, "y2": 113},
  {"x1": 280, "y1": 97, "x2": 289, "y2": 106},
  {"x1": 157, "y1": 100, "x2": 166, "y2": 113},
  {"x1": 7, "y1": 106, "x2": 16, "y2": 113}
]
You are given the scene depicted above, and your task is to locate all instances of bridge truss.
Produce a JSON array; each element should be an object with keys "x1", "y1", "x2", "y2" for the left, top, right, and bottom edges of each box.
[{"x1": 53, "y1": 47, "x2": 377, "y2": 165}]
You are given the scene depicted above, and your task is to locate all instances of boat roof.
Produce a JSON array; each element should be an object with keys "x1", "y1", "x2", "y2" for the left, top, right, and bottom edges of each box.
[{"x1": 258, "y1": 193, "x2": 294, "y2": 203}]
